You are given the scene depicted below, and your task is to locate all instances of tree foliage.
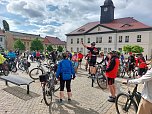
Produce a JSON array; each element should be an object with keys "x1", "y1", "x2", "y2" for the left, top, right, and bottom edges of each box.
[
  {"x1": 2, "y1": 20, "x2": 9, "y2": 31},
  {"x1": 14, "y1": 39, "x2": 25, "y2": 50},
  {"x1": 57, "y1": 46, "x2": 63, "y2": 52},
  {"x1": 123, "y1": 45, "x2": 144, "y2": 54},
  {"x1": 30, "y1": 38, "x2": 44, "y2": 51},
  {"x1": 47, "y1": 45, "x2": 53, "y2": 52}
]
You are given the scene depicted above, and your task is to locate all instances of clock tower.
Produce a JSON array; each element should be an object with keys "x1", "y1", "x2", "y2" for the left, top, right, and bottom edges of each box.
[{"x1": 100, "y1": 0, "x2": 115, "y2": 24}]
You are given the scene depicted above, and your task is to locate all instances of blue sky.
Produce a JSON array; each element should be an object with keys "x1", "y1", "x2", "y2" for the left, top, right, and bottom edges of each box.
[{"x1": 0, "y1": 0, "x2": 152, "y2": 41}]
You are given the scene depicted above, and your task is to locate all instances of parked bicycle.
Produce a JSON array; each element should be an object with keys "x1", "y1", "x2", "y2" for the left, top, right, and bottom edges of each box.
[
  {"x1": 6, "y1": 58, "x2": 17, "y2": 73},
  {"x1": 90, "y1": 63, "x2": 107, "y2": 89},
  {"x1": 29, "y1": 61, "x2": 57, "y2": 80},
  {"x1": 39, "y1": 72, "x2": 60, "y2": 106},
  {"x1": 115, "y1": 84, "x2": 141, "y2": 114},
  {"x1": 18, "y1": 58, "x2": 31, "y2": 74}
]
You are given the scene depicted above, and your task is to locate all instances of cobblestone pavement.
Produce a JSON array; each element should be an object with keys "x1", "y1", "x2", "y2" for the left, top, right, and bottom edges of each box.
[{"x1": 0, "y1": 60, "x2": 143, "y2": 114}]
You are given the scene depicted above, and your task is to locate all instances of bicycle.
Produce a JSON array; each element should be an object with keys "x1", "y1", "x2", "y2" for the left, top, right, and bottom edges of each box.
[
  {"x1": 18, "y1": 58, "x2": 30, "y2": 74},
  {"x1": 39, "y1": 72, "x2": 60, "y2": 106},
  {"x1": 90, "y1": 63, "x2": 107, "y2": 89},
  {"x1": 115, "y1": 84, "x2": 141, "y2": 114},
  {"x1": 29, "y1": 61, "x2": 56, "y2": 80}
]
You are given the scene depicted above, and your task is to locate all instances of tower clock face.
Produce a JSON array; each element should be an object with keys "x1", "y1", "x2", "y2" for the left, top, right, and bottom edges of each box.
[{"x1": 104, "y1": 7, "x2": 108, "y2": 12}]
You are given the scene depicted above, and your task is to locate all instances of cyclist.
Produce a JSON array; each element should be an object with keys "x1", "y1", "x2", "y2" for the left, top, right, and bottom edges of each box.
[
  {"x1": 72, "y1": 52, "x2": 79, "y2": 73},
  {"x1": 0, "y1": 53, "x2": 6, "y2": 70},
  {"x1": 78, "y1": 51, "x2": 83, "y2": 69},
  {"x1": 137, "y1": 54, "x2": 148, "y2": 77},
  {"x1": 124, "y1": 68, "x2": 152, "y2": 114},
  {"x1": 56, "y1": 52, "x2": 75, "y2": 103},
  {"x1": 128, "y1": 52, "x2": 135, "y2": 78},
  {"x1": 105, "y1": 51, "x2": 120, "y2": 102},
  {"x1": 7, "y1": 50, "x2": 16, "y2": 61},
  {"x1": 82, "y1": 42, "x2": 99, "y2": 78}
]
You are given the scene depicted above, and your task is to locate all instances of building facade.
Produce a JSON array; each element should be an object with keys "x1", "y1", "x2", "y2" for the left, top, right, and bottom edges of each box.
[
  {"x1": 5, "y1": 31, "x2": 43, "y2": 51},
  {"x1": 44, "y1": 36, "x2": 66, "y2": 51},
  {"x1": 66, "y1": 0, "x2": 152, "y2": 59},
  {"x1": 0, "y1": 28, "x2": 6, "y2": 49}
]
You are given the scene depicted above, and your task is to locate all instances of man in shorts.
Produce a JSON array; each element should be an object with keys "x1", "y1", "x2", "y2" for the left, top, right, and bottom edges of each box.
[
  {"x1": 105, "y1": 51, "x2": 120, "y2": 102},
  {"x1": 82, "y1": 42, "x2": 99, "y2": 81}
]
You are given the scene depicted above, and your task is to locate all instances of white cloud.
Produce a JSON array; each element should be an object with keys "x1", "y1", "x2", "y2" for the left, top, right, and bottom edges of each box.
[{"x1": 0, "y1": 0, "x2": 152, "y2": 41}]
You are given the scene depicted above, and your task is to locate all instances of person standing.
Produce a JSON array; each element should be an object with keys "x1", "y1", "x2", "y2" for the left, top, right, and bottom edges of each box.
[
  {"x1": 78, "y1": 51, "x2": 83, "y2": 69},
  {"x1": 105, "y1": 51, "x2": 120, "y2": 102},
  {"x1": 36, "y1": 50, "x2": 40, "y2": 61},
  {"x1": 128, "y1": 52, "x2": 135, "y2": 78},
  {"x1": 56, "y1": 52, "x2": 75, "y2": 103},
  {"x1": 124, "y1": 68, "x2": 152, "y2": 114},
  {"x1": 82, "y1": 42, "x2": 99, "y2": 79},
  {"x1": 72, "y1": 52, "x2": 79, "y2": 73}
]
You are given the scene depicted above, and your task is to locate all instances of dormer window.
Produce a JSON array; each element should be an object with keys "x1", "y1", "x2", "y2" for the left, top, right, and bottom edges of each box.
[
  {"x1": 121, "y1": 24, "x2": 132, "y2": 28},
  {"x1": 78, "y1": 28, "x2": 85, "y2": 32}
]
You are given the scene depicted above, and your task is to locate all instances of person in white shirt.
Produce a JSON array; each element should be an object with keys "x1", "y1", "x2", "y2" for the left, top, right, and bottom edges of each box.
[{"x1": 125, "y1": 68, "x2": 152, "y2": 114}]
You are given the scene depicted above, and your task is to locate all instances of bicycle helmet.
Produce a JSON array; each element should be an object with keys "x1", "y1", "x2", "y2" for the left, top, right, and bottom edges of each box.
[{"x1": 91, "y1": 42, "x2": 96, "y2": 46}]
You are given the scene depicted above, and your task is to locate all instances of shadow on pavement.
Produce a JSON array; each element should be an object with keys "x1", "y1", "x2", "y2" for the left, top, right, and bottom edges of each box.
[{"x1": 49, "y1": 99, "x2": 99, "y2": 114}]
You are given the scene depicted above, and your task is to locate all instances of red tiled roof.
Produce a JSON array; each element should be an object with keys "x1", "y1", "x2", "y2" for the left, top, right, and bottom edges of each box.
[
  {"x1": 67, "y1": 17, "x2": 151, "y2": 35},
  {"x1": 44, "y1": 36, "x2": 66, "y2": 45}
]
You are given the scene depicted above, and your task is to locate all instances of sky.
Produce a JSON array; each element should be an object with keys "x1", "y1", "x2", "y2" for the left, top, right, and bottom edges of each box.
[{"x1": 0, "y1": 0, "x2": 152, "y2": 41}]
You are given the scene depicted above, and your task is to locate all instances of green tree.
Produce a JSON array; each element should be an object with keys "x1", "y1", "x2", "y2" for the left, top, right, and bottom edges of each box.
[
  {"x1": 123, "y1": 45, "x2": 144, "y2": 54},
  {"x1": 2, "y1": 20, "x2": 10, "y2": 31},
  {"x1": 57, "y1": 46, "x2": 63, "y2": 52},
  {"x1": 132, "y1": 45, "x2": 144, "y2": 53},
  {"x1": 47, "y1": 45, "x2": 53, "y2": 52},
  {"x1": 14, "y1": 39, "x2": 25, "y2": 50},
  {"x1": 30, "y1": 38, "x2": 44, "y2": 51}
]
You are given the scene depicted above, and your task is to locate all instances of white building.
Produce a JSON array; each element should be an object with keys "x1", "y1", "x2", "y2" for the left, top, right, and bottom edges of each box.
[{"x1": 66, "y1": 0, "x2": 152, "y2": 59}]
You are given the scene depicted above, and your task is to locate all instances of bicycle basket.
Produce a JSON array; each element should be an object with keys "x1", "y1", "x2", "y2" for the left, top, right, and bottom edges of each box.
[{"x1": 39, "y1": 74, "x2": 49, "y2": 82}]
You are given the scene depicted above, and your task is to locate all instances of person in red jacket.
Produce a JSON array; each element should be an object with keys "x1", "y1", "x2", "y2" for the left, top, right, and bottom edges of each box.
[
  {"x1": 137, "y1": 54, "x2": 148, "y2": 77},
  {"x1": 106, "y1": 51, "x2": 120, "y2": 102},
  {"x1": 78, "y1": 51, "x2": 83, "y2": 69}
]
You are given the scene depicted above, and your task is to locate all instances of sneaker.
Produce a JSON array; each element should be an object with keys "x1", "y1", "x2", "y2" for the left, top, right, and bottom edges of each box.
[
  {"x1": 68, "y1": 98, "x2": 71, "y2": 103},
  {"x1": 108, "y1": 97, "x2": 116, "y2": 103},
  {"x1": 58, "y1": 99, "x2": 63, "y2": 104}
]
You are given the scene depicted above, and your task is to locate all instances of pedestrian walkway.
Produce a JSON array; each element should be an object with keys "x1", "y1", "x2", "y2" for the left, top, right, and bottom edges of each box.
[{"x1": 0, "y1": 61, "x2": 143, "y2": 114}]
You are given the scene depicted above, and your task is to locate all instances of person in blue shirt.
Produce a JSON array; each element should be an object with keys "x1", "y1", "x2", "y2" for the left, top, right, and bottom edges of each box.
[
  {"x1": 56, "y1": 52, "x2": 75, "y2": 103},
  {"x1": 7, "y1": 50, "x2": 16, "y2": 61}
]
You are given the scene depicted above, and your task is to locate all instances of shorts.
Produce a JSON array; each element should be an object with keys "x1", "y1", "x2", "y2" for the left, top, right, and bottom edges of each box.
[
  {"x1": 138, "y1": 68, "x2": 147, "y2": 76},
  {"x1": 107, "y1": 77, "x2": 115, "y2": 85},
  {"x1": 78, "y1": 59, "x2": 82, "y2": 62},
  {"x1": 128, "y1": 64, "x2": 134, "y2": 71},
  {"x1": 73, "y1": 62, "x2": 79, "y2": 68},
  {"x1": 60, "y1": 78, "x2": 71, "y2": 92},
  {"x1": 89, "y1": 59, "x2": 96, "y2": 67}
]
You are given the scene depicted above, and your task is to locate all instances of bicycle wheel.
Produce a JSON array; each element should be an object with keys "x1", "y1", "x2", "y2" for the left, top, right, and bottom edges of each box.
[
  {"x1": 18, "y1": 62, "x2": 25, "y2": 71},
  {"x1": 2, "y1": 64, "x2": 9, "y2": 76},
  {"x1": 43, "y1": 83, "x2": 53, "y2": 106},
  {"x1": 11, "y1": 65, "x2": 17, "y2": 72},
  {"x1": 120, "y1": 68, "x2": 125, "y2": 78},
  {"x1": 97, "y1": 74, "x2": 107, "y2": 89},
  {"x1": 52, "y1": 73, "x2": 60, "y2": 92},
  {"x1": 29, "y1": 68, "x2": 43, "y2": 80},
  {"x1": 115, "y1": 93, "x2": 138, "y2": 114}
]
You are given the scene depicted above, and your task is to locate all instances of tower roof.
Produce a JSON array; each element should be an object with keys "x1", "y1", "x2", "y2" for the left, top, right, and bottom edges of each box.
[{"x1": 104, "y1": 0, "x2": 114, "y2": 6}]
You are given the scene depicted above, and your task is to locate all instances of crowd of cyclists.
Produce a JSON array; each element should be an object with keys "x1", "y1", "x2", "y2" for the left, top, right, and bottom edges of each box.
[{"x1": 0, "y1": 43, "x2": 151, "y2": 113}]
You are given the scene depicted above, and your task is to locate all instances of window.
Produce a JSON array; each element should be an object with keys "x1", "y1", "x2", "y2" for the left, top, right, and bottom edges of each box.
[
  {"x1": 108, "y1": 37, "x2": 112, "y2": 43},
  {"x1": 88, "y1": 38, "x2": 90, "y2": 43},
  {"x1": 81, "y1": 38, "x2": 83, "y2": 43},
  {"x1": 118, "y1": 48, "x2": 122, "y2": 52},
  {"x1": 99, "y1": 37, "x2": 102, "y2": 43},
  {"x1": 81, "y1": 48, "x2": 83, "y2": 52},
  {"x1": 71, "y1": 39, "x2": 73, "y2": 44},
  {"x1": 96, "y1": 37, "x2": 98, "y2": 43},
  {"x1": 71, "y1": 47, "x2": 73, "y2": 52},
  {"x1": 137, "y1": 35, "x2": 141, "y2": 42},
  {"x1": 0, "y1": 37, "x2": 3, "y2": 42},
  {"x1": 77, "y1": 38, "x2": 79, "y2": 44},
  {"x1": 125, "y1": 36, "x2": 129, "y2": 42},
  {"x1": 77, "y1": 47, "x2": 79, "y2": 52},
  {"x1": 104, "y1": 48, "x2": 107, "y2": 54},
  {"x1": 119, "y1": 36, "x2": 122, "y2": 43},
  {"x1": 108, "y1": 48, "x2": 111, "y2": 52}
]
